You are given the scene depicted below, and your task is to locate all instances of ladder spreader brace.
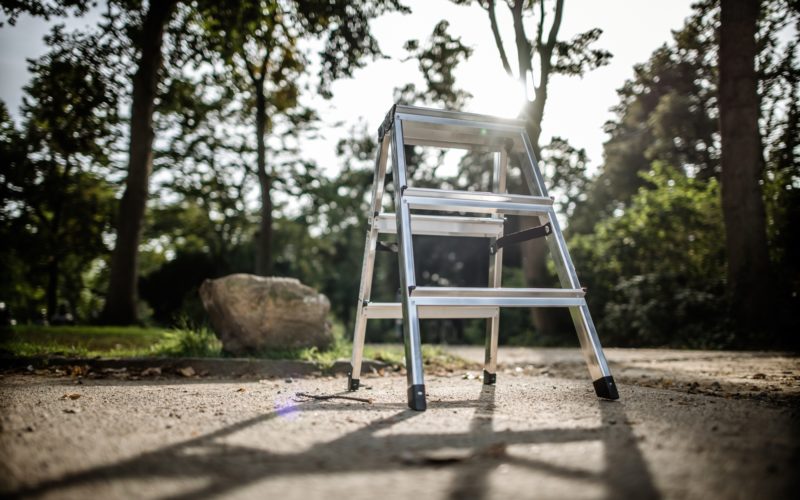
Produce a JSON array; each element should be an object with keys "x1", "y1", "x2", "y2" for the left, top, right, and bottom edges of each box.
[{"x1": 348, "y1": 104, "x2": 619, "y2": 411}]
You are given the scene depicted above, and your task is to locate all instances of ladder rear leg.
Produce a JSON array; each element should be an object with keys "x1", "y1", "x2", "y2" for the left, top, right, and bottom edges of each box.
[
  {"x1": 348, "y1": 227, "x2": 377, "y2": 391},
  {"x1": 348, "y1": 134, "x2": 391, "y2": 392},
  {"x1": 483, "y1": 149, "x2": 507, "y2": 385},
  {"x1": 483, "y1": 310, "x2": 499, "y2": 385},
  {"x1": 348, "y1": 301, "x2": 367, "y2": 391},
  {"x1": 517, "y1": 132, "x2": 619, "y2": 400},
  {"x1": 548, "y1": 211, "x2": 618, "y2": 400},
  {"x1": 570, "y1": 305, "x2": 619, "y2": 399},
  {"x1": 545, "y1": 210, "x2": 618, "y2": 400}
]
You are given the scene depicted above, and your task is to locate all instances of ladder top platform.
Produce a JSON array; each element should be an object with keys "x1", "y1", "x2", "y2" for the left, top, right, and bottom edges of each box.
[
  {"x1": 391, "y1": 104, "x2": 527, "y2": 128},
  {"x1": 381, "y1": 104, "x2": 529, "y2": 152}
]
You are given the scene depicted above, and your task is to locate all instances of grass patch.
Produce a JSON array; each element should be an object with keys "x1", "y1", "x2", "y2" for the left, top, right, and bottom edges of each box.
[
  {"x1": 0, "y1": 325, "x2": 170, "y2": 358},
  {"x1": 363, "y1": 344, "x2": 475, "y2": 371},
  {"x1": 0, "y1": 323, "x2": 474, "y2": 371},
  {"x1": 149, "y1": 324, "x2": 223, "y2": 358}
]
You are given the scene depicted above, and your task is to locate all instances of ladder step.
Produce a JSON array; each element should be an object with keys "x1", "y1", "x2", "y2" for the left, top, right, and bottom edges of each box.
[
  {"x1": 375, "y1": 214, "x2": 504, "y2": 237},
  {"x1": 409, "y1": 287, "x2": 586, "y2": 308},
  {"x1": 403, "y1": 187, "x2": 553, "y2": 216},
  {"x1": 363, "y1": 302, "x2": 498, "y2": 319}
]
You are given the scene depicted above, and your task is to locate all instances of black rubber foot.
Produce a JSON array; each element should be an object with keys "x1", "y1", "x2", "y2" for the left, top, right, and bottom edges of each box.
[
  {"x1": 593, "y1": 376, "x2": 619, "y2": 400},
  {"x1": 483, "y1": 370, "x2": 497, "y2": 385},
  {"x1": 407, "y1": 384, "x2": 427, "y2": 411},
  {"x1": 347, "y1": 373, "x2": 360, "y2": 391}
]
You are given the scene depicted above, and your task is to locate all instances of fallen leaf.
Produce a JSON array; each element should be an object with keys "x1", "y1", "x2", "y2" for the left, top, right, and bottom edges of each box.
[
  {"x1": 236, "y1": 388, "x2": 245, "y2": 392},
  {"x1": 62, "y1": 408, "x2": 79, "y2": 414},
  {"x1": 61, "y1": 393, "x2": 81, "y2": 400},
  {"x1": 178, "y1": 367, "x2": 196, "y2": 378},
  {"x1": 482, "y1": 442, "x2": 507, "y2": 459},
  {"x1": 69, "y1": 365, "x2": 89, "y2": 377}
]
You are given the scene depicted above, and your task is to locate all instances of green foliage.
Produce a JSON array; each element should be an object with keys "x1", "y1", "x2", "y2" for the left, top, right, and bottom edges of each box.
[
  {"x1": 0, "y1": 26, "x2": 120, "y2": 322},
  {"x1": 398, "y1": 20, "x2": 473, "y2": 109},
  {"x1": 0, "y1": 325, "x2": 170, "y2": 358},
  {"x1": 553, "y1": 27, "x2": 612, "y2": 76},
  {"x1": 0, "y1": 1, "x2": 89, "y2": 26},
  {"x1": 566, "y1": 0, "x2": 800, "y2": 346},
  {"x1": 577, "y1": 0, "x2": 799, "y2": 233},
  {"x1": 571, "y1": 165, "x2": 730, "y2": 346}
]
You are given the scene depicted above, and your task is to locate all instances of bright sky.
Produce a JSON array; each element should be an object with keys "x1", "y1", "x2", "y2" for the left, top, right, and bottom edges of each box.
[{"x1": 0, "y1": 0, "x2": 696, "y2": 177}]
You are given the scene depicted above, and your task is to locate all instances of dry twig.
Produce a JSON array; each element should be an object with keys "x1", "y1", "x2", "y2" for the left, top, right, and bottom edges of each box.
[{"x1": 294, "y1": 392, "x2": 373, "y2": 404}]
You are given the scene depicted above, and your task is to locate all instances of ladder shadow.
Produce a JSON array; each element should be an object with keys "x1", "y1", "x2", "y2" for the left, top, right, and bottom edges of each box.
[
  {"x1": 447, "y1": 386, "x2": 659, "y2": 500},
  {"x1": 8, "y1": 388, "x2": 659, "y2": 500}
]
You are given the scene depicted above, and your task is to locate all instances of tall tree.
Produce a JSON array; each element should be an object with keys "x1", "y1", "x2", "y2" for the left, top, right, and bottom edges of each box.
[
  {"x1": 2, "y1": 1, "x2": 185, "y2": 324},
  {"x1": 577, "y1": 0, "x2": 797, "y2": 231},
  {"x1": 200, "y1": 0, "x2": 408, "y2": 276},
  {"x1": 0, "y1": 27, "x2": 118, "y2": 321},
  {"x1": 572, "y1": 3, "x2": 720, "y2": 233},
  {"x1": 718, "y1": 0, "x2": 772, "y2": 334},
  {"x1": 455, "y1": 0, "x2": 611, "y2": 334},
  {"x1": 102, "y1": 0, "x2": 179, "y2": 324},
  {"x1": 569, "y1": 0, "x2": 798, "y2": 346}
]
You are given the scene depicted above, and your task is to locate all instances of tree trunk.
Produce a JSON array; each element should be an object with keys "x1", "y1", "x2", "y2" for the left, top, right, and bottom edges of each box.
[
  {"x1": 518, "y1": 20, "x2": 561, "y2": 337},
  {"x1": 46, "y1": 256, "x2": 59, "y2": 320},
  {"x1": 45, "y1": 153, "x2": 73, "y2": 319},
  {"x1": 718, "y1": 0, "x2": 773, "y2": 338},
  {"x1": 254, "y1": 81, "x2": 273, "y2": 276},
  {"x1": 101, "y1": 0, "x2": 177, "y2": 325}
]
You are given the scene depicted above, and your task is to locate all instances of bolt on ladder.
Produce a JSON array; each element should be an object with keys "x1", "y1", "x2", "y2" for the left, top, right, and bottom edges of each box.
[{"x1": 348, "y1": 104, "x2": 619, "y2": 411}]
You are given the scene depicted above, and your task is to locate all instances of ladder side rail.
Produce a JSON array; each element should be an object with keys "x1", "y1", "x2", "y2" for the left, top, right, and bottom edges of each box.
[
  {"x1": 392, "y1": 117, "x2": 427, "y2": 411},
  {"x1": 484, "y1": 148, "x2": 508, "y2": 383},
  {"x1": 518, "y1": 130, "x2": 617, "y2": 397},
  {"x1": 348, "y1": 133, "x2": 391, "y2": 391}
]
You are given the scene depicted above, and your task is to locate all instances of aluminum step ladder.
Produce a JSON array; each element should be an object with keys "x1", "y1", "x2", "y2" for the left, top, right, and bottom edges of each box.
[{"x1": 348, "y1": 104, "x2": 618, "y2": 411}]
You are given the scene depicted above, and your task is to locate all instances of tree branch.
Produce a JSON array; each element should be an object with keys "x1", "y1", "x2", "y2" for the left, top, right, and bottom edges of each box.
[
  {"x1": 546, "y1": 0, "x2": 564, "y2": 51},
  {"x1": 510, "y1": 0, "x2": 532, "y2": 89},
  {"x1": 244, "y1": 53, "x2": 257, "y2": 83},
  {"x1": 484, "y1": 0, "x2": 513, "y2": 76},
  {"x1": 536, "y1": 0, "x2": 545, "y2": 50}
]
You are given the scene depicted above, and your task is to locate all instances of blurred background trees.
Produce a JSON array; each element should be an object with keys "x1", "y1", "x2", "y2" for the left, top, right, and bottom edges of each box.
[{"x1": 1, "y1": 0, "x2": 797, "y2": 349}]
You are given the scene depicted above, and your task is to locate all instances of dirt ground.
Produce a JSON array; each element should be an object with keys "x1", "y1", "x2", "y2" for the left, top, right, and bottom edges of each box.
[{"x1": 1, "y1": 347, "x2": 798, "y2": 500}]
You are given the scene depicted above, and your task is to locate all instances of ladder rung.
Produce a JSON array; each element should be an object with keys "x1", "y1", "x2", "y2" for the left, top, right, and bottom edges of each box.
[
  {"x1": 403, "y1": 187, "x2": 553, "y2": 216},
  {"x1": 363, "y1": 302, "x2": 499, "y2": 319},
  {"x1": 374, "y1": 214, "x2": 504, "y2": 237},
  {"x1": 409, "y1": 287, "x2": 586, "y2": 308}
]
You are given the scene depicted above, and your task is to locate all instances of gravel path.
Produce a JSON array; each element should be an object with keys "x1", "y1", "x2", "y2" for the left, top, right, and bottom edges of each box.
[{"x1": 1, "y1": 348, "x2": 799, "y2": 499}]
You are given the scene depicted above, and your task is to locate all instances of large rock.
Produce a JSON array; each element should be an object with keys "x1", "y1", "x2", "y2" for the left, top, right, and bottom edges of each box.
[{"x1": 199, "y1": 274, "x2": 332, "y2": 354}]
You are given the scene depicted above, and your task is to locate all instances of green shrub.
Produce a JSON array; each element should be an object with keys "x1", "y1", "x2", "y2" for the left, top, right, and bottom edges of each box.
[
  {"x1": 151, "y1": 320, "x2": 222, "y2": 357},
  {"x1": 571, "y1": 164, "x2": 731, "y2": 347}
]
